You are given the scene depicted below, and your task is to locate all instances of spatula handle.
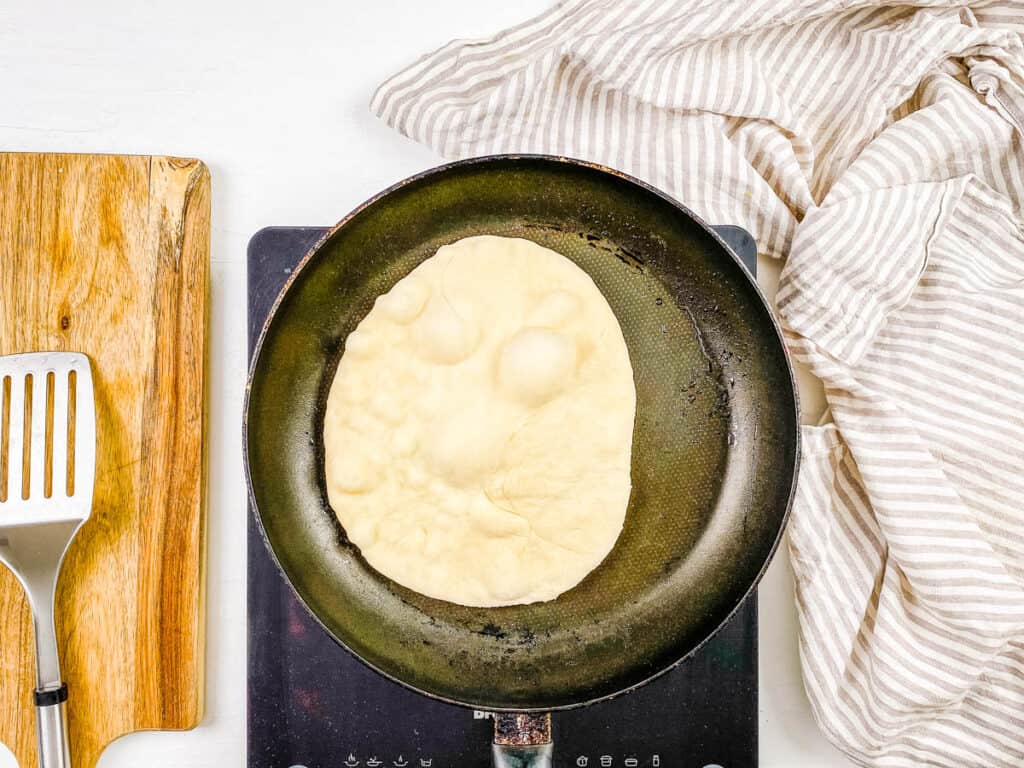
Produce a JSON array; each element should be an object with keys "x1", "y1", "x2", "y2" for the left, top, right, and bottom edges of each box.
[
  {"x1": 35, "y1": 684, "x2": 71, "y2": 768},
  {"x1": 491, "y1": 743, "x2": 554, "y2": 768}
]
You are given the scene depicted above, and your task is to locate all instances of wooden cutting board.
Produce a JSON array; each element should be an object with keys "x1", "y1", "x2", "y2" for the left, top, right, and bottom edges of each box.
[{"x1": 0, "y1": 153, "x2": 209, "y2": 767}]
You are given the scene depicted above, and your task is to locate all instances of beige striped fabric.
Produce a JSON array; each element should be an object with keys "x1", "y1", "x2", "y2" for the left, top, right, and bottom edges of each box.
[{"x1": 371, "y1": 1, "x2": 1024, "y2": 766}]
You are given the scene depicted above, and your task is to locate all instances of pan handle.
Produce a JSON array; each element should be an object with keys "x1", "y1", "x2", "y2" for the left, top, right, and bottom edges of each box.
[{"x1": 492, "y1": 713, "x2": 553, "y2": 768}]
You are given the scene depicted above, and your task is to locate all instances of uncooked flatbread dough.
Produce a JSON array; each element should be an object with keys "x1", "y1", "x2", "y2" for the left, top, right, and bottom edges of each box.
[{"x1": 323, "y1": 235, "x2": 635, "y2": 607}]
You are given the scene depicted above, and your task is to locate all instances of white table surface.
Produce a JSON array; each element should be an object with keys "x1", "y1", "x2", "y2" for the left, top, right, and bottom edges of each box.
[{"x1": 1, "y1": 1, "x2": 854, "y2": 766}]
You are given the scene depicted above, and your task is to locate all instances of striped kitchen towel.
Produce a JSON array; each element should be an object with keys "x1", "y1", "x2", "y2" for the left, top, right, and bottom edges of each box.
[{"x1": 371, "y1": 1, "x2": 1024, "y2": 766}]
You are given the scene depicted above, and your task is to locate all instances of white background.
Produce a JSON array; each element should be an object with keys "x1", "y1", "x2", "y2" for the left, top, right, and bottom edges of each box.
[{"x1": 0, "y1": 1, "x2": 854, "y2": 766}]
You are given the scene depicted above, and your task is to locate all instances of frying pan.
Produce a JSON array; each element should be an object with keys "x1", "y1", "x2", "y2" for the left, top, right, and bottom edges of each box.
[{"x1": 244, "y1": 155, "x2": 799, "y2": 767}]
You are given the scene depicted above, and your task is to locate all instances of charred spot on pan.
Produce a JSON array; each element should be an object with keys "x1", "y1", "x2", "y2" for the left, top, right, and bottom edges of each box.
[
  {"x1": 662, "y1": 554, "x2": 683, "y2": 575},
  {"x1": 619, "y1": 246, "x2": 645, "y2": 265},
  {"x1": 581, "y1": 231, "x2": 648, "y2": 274},
  {"x1": 708, "y1": 383, "x2": 732, "y2": 418},
  {"x1": 683, "y1": 376, "x2": 700, "y2": 404},
  {"x1": 520, "y1": 221, "x2": 564, "y2": 233},
  {"x1": 446, "y1": 649, "x2": 467, "y2": 668},
  {"x1": 321, "y1": 332, "x2": 344, "y2": 357},
  {"x1": 480, "y1": 623, "x2": 507, "y2": 640},
  {"x1": 612, "y1": 251, "x2": 645, "y2": 273},
  {"x1": 515, "y1": 628, "x2": 536, "y2": 646}
]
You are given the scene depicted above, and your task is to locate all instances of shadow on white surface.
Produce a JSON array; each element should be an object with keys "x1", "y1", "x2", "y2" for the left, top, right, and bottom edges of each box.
[
  {"x1": 754, "y1": 257, "x2": 852, "y2": 767},
  {"x1": 758, "y1": 544, "x2": 856, "y2": 768}
]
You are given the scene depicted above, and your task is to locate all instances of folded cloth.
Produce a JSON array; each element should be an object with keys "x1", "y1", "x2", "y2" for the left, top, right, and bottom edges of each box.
[{"x1": 372, "y1": 2, "x2": 1024, "y2": 765}]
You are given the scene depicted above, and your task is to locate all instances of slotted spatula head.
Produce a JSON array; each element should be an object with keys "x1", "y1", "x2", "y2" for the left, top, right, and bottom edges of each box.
[
  {"x1": 0, "y1": 352, "x2": 95, "y2": 523},
  {"x1": 0, "y1": 352, "x2": 96, "y2": 768},
  {"x1": 0, "y1": 350, "x2": 96, "y2": 710}
]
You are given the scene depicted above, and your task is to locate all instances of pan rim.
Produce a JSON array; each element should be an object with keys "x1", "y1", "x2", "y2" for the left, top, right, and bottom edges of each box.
[{"x1": 243, "y1": 153, "x2": 802, "y2": 712}]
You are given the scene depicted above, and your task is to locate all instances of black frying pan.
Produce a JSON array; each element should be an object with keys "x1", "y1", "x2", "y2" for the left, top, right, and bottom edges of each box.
[{"x1": 244, "y1": 155, "x2": 799, "y2": 767}]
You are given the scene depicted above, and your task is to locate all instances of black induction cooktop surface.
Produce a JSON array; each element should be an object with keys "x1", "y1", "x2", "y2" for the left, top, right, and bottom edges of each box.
[{"x1": 247, "y1": 224, "x2": 760, "y2": 768}]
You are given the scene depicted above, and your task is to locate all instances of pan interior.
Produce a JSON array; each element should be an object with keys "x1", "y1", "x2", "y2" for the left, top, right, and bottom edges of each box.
[{"x1": 246, "y1": 157, "x2": 797, "y2": 711}]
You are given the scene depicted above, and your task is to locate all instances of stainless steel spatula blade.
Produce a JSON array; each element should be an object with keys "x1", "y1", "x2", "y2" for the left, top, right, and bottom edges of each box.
[{"x1": 0, "y1": 351, "x2": 96, "y2": 768}]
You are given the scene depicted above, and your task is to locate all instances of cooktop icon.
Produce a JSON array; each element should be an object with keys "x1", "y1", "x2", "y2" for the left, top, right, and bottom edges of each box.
[
  {"x1": 625, "y1": 760, "x2": 639, "y2": 768},
  {"x1": 393, "y1": 757, "x2": 408, "y2": 767},
  {"x1": 600, "y1": 758, "x2": 613, "y2": 767},
  {"x1": 366, "y1": 759, "x2": 383, "y2": 768},
  {"x1": 419, "y1": 761, "x2": 432, "y2": 767},
  {"x1": 344, "y1": 755, "x2": 360, "y2": 767},
  {"x1": 576, "y1": 758, "x2": 589, "y2": 767}
]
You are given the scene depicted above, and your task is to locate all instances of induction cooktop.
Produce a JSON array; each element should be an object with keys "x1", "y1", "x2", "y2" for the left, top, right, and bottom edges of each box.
[{"x1": 247, "y1": 224, "x2": 760, "y2": 768}]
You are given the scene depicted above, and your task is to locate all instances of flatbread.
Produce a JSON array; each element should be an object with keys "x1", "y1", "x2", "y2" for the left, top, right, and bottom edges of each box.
[{"x1": 323, "y1": 235, "x2": 636, "y2": 606}]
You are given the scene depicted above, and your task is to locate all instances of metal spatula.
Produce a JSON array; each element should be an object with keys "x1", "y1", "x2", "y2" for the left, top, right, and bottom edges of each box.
[{"x1": 0, "y1": 352, "x2": 95, "y2": 768}]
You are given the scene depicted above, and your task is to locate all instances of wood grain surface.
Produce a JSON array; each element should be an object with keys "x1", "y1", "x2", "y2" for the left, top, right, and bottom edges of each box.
[{"x1": 0, "y1": 153, "x2": 209, "y2": 767}]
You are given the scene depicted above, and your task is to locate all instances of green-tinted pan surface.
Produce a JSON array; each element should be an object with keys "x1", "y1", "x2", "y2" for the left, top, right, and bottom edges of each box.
[{"x1": 245, "y1": 156, "x2": 798, "y2": 711}]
